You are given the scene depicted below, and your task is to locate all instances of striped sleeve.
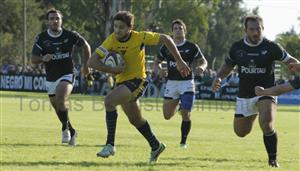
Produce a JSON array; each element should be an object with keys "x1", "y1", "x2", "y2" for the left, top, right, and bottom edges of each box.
[
  {"x1": 95, "y1": 34, "x2": 113, "y2": 59},
  {"x1": 272, "y1": 43, "x2": 293, "y2": 62},
  {"x1": 193, "y1": 44, "x2": 204, "y2": 59},
  {"x1": 157, "y1": 45, "x2": 165, "y2": 61},
  {"x1": 32, "y1": 35, "x2": 43, "y2": 56}
]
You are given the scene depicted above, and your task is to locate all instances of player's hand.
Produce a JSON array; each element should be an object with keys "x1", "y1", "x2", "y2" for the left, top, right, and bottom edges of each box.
[
  {"x1": 42, "y1": 54, "x2": 53, "y2": 62},
  {"x1": 158, "y1": 69, "x2": 168, "y2": 78},
  {"x1": 194, "y1": 66, "x2": 205, "y2": 76},
  {"x1": 255, "y1": 86, "x2": 265, "y2": 96},
  {"x1": 176, "y1": 61, "x2": 191, "y2": 77},
  {"x1": 211, "y1": 77, "x2": 222, "y2": 92},
  {"x1": 288, "y1": 63, "x2": 300, "y2": 72}
]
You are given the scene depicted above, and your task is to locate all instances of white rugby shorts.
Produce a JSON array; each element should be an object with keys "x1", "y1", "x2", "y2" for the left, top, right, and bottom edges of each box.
[
  {"x1": 45, "y1": 74, "x2": 75, "y2": 96},
  {"x1": 164, "y1": 80, "x2": 195, "y2": 99},
  {"x1": 235, "y1": 96, "x2": 277, "y2": 117}
]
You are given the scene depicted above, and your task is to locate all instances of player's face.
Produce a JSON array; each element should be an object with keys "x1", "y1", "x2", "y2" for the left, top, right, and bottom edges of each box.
[
  {"x1": 48, "y1": 13, "x2": 62, "y2": 32},
  {"x1": 245, "y1": 20, "x2": 263, "y2": 44},
  {"x1": 113, "y1": 20, "x2": 131, "y2": 41},
  {"x1": 172, "y1": 24, "x2": 185, "y2": 39}
]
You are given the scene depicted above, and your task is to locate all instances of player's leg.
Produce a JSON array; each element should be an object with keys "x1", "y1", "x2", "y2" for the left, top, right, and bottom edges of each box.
[
  {"x1": 55, "y1": 80, "x2": 76, "y2": 145},
  {"x1": 163, "y1": 99, "x2": 179, "y2": 120},
  {"x1": 46, "y1": 78, "x2": 73, "y2": 144},
  {"x1": 121, "y1": 78, "x2": 165, "y2": 163},
  {"x1": 257, "y1": 97, "x2": 279, "y2": 167},
  {"x1": 121, "y1": 101, "x2": 166, "y2": 163},
  {"x1": 97, "y1": 84, "x2": 133, "y2": 158},
  {"x1": 233, "y1": 115, "x2": 257, "y2": 137},
  {"x1": 163, "y1": 80, "x2": 180, "y2": 120},
  {"x1": 179, "y1": 92, "x2": 195, "y2": 148},
  {"x1": 49, "y1": 95, "x2": 72, "y2": 144},
  {"x1": 233, "y1": 97, "x2": 257, "y2": 137}
]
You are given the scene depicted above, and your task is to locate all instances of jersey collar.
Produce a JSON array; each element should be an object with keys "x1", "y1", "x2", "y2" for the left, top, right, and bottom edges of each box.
[
  {"x1": 243, "y1": 36, "x2": 263, "y2": 47},
  {"x1": 175, "y1": 39, "x2": 186, "y2": 47},
  {"x1": 47, "y1": 28, "x2": 63, "y2": 38}
]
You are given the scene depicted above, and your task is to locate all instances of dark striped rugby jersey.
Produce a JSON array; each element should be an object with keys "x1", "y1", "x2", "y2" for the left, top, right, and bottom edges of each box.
[
  {"x1": 157, "y1": 40, "x2": 204, "y2": 80},
  {"x1": 225, "y1": 37, "x2": 291, "y2": 98},
  {"x1": 32, "y1": 28, "x2": 85, "y2": 81}
]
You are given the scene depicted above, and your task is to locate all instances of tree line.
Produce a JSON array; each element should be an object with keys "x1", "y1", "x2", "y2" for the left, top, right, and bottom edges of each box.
[{"x1": 0, "y1": 0, "x2": 299, "y2": 76}]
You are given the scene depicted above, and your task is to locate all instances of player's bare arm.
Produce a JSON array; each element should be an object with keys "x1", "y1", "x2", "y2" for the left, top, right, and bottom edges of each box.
[
  {"x1": 80, "y1": 40, "x2": 92, "y2": 76},
  {"x1": 255, "y1": 84, "x2": 295, "y2": 96},
  {"x1": 212, "y1": 63, "x2": 234, "y2": 92},
  {"x1": 31, "y1": 54, "x2": 53, "y2": 64},
  {"x1": 282, "y1": 56, "x2": 299, "y2": 66},
  {"x1": 154, "y1": 58, "x2": 167, "y2": 78},
  {"x1": 288, "y1": 62, "x2": 300, "y2": 72},
  {"x1": 193, "y1": 57, "x2": 208, "y2": 76},
  {"x1": 159, "y1": 34, "x2": 190, "y2": 77},
  {"x1": 87, "y1": 53, "x2": 125, "y2": 74}
]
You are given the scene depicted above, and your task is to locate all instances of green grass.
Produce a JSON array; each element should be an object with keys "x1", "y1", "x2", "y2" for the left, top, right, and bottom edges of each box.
[{"x1": 1, "y1": 91, "x2": 299, "y2": 171}]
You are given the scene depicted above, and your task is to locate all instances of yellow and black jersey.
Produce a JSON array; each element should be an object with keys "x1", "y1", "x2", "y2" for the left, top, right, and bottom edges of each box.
[{"x1": 95, "y1": 31, "x2": 160, "y2": 83}]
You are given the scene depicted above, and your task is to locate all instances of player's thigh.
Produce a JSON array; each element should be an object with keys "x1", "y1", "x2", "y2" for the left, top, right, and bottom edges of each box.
[
  {"x1": 163, "y1": 99, "x2": 180, "y2": 119},
  {"x1": 233, "y1": 114, "x2": 257, "y2": 136},
  {"x1": 105, "y1": 84, "x2": 133, "y2": 106},
  {"x1": 121, "y1": 101, "x2": 144, "y2": 127},
  {"x1": 257, "y1": 98, "x2": 277, "y2": 132},
  {"x1": 55, "y1": 81, "x2": 73, "y2": 101}
]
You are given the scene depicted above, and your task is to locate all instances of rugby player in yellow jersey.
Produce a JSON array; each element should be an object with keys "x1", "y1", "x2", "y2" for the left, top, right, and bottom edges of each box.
[{"x1": 88, "y1": 11, "x2": 190, "y2": 163}]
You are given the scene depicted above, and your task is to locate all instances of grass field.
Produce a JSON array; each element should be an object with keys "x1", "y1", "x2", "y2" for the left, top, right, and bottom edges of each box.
[{"x1": 1, "y1": 91, "x2": 299, "y2": 171}]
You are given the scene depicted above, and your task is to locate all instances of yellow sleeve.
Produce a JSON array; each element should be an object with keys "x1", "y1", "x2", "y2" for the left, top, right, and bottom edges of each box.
[
  {"x1": 95, "y1": 34, "x2": 113, "y2": 59},
  {"x1": 140, "y1": 31, "x2": 160, "y2": 45}
]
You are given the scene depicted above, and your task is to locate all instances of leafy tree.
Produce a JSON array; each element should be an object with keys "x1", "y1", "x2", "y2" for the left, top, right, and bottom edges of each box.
[
  {"x1": 0, "y1": 0, "x2": 43, "y2": 65},
  {"x1": 206, "y1": 0, "x2": 246, "y2": 69},
  {"x1": 275, "y1": 29, "x2": 300, "y2": 77}
]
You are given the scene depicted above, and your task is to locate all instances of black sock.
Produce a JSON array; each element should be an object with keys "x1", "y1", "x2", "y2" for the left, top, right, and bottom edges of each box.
[
  {"x1": 68, "y1": 121, "x2": 75, "y2": 137},
  {"x1": 180, "y1": 120, "x2": 191, "y2": 144},
  {"x1": 57, "y1": 110, "x2": 69, "y2": 131},
  {"x1": 137, "y1": 121, "x2": 160, "y2": 151},
  {"x1": 263, "y1": 130, "x2": 277, "y2": 161},
  {"x1": 105, "y1": 110, "x2": 118, "y2": 146}
]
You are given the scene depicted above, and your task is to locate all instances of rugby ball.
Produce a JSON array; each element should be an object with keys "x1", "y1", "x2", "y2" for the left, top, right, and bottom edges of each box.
[{"x1": 103, "y1": 52, "x2": 122, "y2": 67}]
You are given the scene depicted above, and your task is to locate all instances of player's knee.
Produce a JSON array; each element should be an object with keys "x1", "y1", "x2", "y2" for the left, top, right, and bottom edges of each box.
[
  {"x1": 128, "y1": 117, "x2": 143, "y2": 127},
  {"x1": 234, "y1": 128, "x2": 250, "y2": 138},
  {"x1": 55, "y1": 99, "x2": 67, "y2": 111},
  {"x1": 235, "y1": 132, "x2": 248, "y2": 138},
  {"x1": 104, "y1": 96, "x2": 115, "y2": 109},
  {"x1": 163, "y1": 110, "x2": 175, "y2": 120},
  {"x1": 163, "y1": 112, "x2": 173, "y2": 120},
  {"x1": 260, "y1": 122, "x2": 273, "y2": 133}
]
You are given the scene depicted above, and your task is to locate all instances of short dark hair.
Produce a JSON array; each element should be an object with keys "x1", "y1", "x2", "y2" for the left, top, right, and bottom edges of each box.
[
  {"x1": 244, "y1": 15, "x2": 263, "y2": 29},
  {"x1": 46, "y1": 8, "x2": 63, "y2": 20},
  {"x1": 171, "y1": 19, "x2": 187, "y2": 32},
  {"x1": 113, "y1": 11, "x2": 134, "y2": 27}
]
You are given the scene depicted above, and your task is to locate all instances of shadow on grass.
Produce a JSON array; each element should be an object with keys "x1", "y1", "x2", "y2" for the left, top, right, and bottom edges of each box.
[
  {"x1": 0, "y1": 143, "x2": 132, "y2": 148},
  {"x1": 0, "y1": 160, "x2": 208, "y2": 168},
  {"x1": 164, "y1": 156, "x2": 264, "y2": 163}
]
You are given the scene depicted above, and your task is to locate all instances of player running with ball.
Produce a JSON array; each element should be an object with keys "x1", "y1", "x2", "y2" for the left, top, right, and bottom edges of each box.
[{"x1": 88, "y1": 11, "x2": 190, "y2": 163}]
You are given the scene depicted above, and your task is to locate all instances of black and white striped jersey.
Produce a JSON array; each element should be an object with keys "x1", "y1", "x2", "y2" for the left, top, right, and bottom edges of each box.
[
  {"x1": 225, "y1": 37, "x2": 291, "y2": 98},
  {"x1": 32, "y1": 28, "x2": 85, "y2": 81},
  {"x1": 157, "y1": 40, "x2": 204, "y2": 80}
]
